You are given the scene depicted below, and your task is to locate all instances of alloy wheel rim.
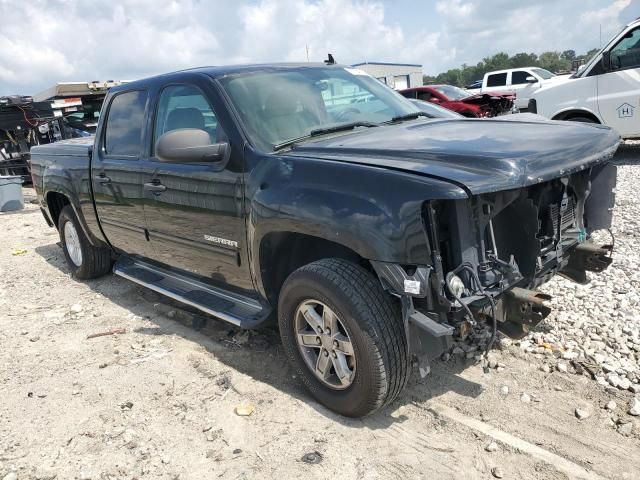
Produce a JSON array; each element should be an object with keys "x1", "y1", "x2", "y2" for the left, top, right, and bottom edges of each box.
[
  {"x1": 64, "y1": 221, "x2": 83, "y2": 267},
  {"x1": 294, "y1": 300, "x2": 356, "y2": 390}
]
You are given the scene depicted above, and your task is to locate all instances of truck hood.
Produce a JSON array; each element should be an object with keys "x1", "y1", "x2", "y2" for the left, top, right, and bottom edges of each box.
[
  {"x1": 284, "y1": 118, "x2": 620, "y2": 195},
  {"x1": 546, "y1": 73, "x2": 573, "y2": 83}
]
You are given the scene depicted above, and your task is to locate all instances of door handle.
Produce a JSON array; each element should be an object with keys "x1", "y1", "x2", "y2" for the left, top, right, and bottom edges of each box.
[
  {"x1": 144, "y1": 181, "x2": 167, "y2": 193},
  {"x1": 94, "y1": 174, "x2": 111, "y2": 184}
]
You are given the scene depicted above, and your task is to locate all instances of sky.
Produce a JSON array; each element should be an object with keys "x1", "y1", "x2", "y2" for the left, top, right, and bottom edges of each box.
[{"x1": 0, "y1": 0, "x2": 638, "y2": 96}]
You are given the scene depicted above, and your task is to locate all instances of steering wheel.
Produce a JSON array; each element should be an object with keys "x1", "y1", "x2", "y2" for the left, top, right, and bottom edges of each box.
[{"x1": 335, "y1": 107, "x2": 361, "y2": 122}]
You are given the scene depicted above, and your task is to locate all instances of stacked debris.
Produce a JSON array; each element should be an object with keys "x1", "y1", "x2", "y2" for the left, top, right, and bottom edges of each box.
[{"x1": 0, "y1": 95, "x2": 65, "y2": 181}]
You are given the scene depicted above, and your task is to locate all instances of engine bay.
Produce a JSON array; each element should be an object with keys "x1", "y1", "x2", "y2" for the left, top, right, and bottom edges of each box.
[{"x1": 421, "y1": 163, "x2": 617, "y2": 339}]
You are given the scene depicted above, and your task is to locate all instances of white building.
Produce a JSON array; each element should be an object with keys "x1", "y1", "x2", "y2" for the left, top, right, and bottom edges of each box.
[{"x1": 352, "y1": 62, "x2": 423, "y2": 90}]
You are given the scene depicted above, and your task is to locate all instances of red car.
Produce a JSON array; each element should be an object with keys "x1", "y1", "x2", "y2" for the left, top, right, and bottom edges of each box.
[{"x1": 399, "y1": 85, "x2": 515, "y2": 118}]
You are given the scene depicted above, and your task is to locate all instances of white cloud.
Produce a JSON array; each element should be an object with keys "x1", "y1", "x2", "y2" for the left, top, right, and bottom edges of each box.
[
  {"x1": 581, "y1": 0, "x2": 632, "y2": 24},
  {"x1": 428, "y1": 0, "x2": 635, "y2": 72},
  {"x1": 0, "y1": 0, "x2": 636, "y2": 95}
]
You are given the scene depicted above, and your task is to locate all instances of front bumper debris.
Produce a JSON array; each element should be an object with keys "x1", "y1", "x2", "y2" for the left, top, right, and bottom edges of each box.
[
  {"x1": 496, "y1": 287, "x2": 552, "y2": 339},
  {"x1": 560, "y1": 243, "x2": 613, "y2": 284},
  {"x1": 409, "y1": 311, "x2": 454, "y2": 360}
]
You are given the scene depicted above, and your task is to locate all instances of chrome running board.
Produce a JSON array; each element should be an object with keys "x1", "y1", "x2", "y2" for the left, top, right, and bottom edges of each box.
[{"x1": 113, "y1": 256, "x2": 269, "y2": 328}]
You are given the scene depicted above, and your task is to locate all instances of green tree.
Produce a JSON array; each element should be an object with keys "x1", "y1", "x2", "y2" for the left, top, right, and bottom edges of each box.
[
  {"x1": 421, "y1": 46, "x2": 597, "y2": 87},
  {"x1": 538, "y1": 51, "x2": 570, "y2": 72},
  {"x1": 482, "y1": 52, "x2": 511, "y2": 71},
  {"x1": 511, "y1": 52, "x2": 538, "y2": 67}
]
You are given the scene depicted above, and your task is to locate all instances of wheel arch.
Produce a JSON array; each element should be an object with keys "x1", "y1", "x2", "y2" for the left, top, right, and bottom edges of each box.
[
  {"x1": 551, "y1": 108, "x2": 602, "y2": 123},
  {"x1": 45, "y1": 190, "x2": 71, "y2": 228},
  {"x1": 44, "y1": 188, "x2": 106, "y2": 247},
  {"x1": 258, "y1": 231, "x2": 370, "y2": 306}
]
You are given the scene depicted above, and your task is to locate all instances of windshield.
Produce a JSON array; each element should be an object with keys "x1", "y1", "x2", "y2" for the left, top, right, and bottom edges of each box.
[
  {"x1": 531, "y1": 68, "x2": 556, "y2": 80},
  {"x1": 432, "y1": 85, "x2": 471, "y2": 100},
  {"x1": 219, "y1": 66, "x2": 420, "y2": 151}
]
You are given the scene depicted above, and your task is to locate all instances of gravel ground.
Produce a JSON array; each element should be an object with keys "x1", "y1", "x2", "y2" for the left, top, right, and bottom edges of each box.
[{"x1": 1, "y1": 144, "x2": 639, "y2": 479}]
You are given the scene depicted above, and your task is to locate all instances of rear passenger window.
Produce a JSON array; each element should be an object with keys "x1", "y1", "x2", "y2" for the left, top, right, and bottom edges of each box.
[
  {"x1": 486, "y1": 73, "x2": 507, "y2": 87},
  {"x1": 104, "y1": 91, "x2": 147, "y2": 157},
  {"x1": 511, "y1": 71, "x2": 530, "y2": 85}
]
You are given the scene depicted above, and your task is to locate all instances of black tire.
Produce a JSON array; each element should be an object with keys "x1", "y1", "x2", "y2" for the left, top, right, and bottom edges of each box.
[
  {"x1": 278, "y1": 258, "x2": 409, "y2": 417},
  {"x1": 58, "y1": 205, "x2": 112, "y2": 279},
  {"x1": 566, "y1": 116, "x2": 597, "y2": 124}
]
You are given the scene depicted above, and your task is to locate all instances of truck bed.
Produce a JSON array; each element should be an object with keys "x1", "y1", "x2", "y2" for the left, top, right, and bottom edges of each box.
[
  {"x1": 30, "y1": 135, "x2": 104, "y2": 248},
  {"x1": 31, "y1": 136, "x2": 94, "y2": 157}
]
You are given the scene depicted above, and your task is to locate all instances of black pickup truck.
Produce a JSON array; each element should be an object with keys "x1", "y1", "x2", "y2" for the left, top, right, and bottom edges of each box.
[{"x1": 31, "y1": 64, "x2": 620, "y2": 417}]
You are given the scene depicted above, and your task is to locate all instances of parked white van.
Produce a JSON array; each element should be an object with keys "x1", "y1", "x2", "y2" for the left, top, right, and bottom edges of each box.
[
  {"x1": 469, "y1": 67, "x2": 569, "y2": 110},
  {"x1": 530, "y1": 18, "x2": 640, "y2": 139}
]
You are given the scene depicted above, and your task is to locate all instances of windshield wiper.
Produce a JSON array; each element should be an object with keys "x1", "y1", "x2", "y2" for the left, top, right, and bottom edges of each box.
[
  {"x1": 309, "y1": 121, "x2": 378, "y2": 136},
  {"x1": 388, "y1": 112, "x2": 429, "y2": 123},
  {"x1": 273, "y1": 121, "x2": 378, "y2": 151}
]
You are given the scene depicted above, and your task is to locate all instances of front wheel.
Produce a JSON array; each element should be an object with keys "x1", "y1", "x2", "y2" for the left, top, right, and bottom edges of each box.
[
  {"x1": 278, "y1": 258, "x2": 409, "y2": 417},
  {"x1": 58, "y1": 205, "x2": 112, "y2": 279}
]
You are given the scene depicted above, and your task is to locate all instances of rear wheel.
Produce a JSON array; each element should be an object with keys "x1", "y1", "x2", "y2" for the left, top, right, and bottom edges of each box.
[
  {"x1": 58, "y1": 205, "x2": 112, "y2": 279},
  {"x1": 278, "y1": 258, "x2": 409, "y2": 417}
]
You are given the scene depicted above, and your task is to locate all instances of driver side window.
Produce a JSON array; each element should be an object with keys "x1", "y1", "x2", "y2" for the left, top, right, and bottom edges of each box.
[
  {"x1": 153, "y1": 85, "x2": 225, "y2": 154},
  {"x1": 511, "y1": 71, "x2": 531, "y2": 85},
  {"x1": 611, "y1": 27, "x2": 640, "y2": 70}
]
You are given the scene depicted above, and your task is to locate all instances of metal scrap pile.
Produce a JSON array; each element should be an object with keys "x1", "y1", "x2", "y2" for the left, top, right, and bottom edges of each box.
[{"x1": 0, "y1": 95, "x2": 63, "y2": 181}]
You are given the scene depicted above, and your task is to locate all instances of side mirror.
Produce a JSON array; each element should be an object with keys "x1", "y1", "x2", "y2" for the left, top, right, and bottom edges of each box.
[
  {"x1": 577, "y1": 64, "x2": 586, "y2": 74},
  {"x1": 429, "y1": 97, "x2": 441, "y2": 103},
  {"x1": 155, "y1": 129, "x2": 227, "y2": 163},
  {"x1": 601, "y1": 51, "x2": 611, "y2": 71},
  {"x1": 525, "y1": 76, "x2": 538, "y2": 83}
]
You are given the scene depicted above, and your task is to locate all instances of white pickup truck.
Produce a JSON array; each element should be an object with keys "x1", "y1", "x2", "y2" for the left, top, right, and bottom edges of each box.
[
  {"x1": 467, "y1": 67, "x2": 568, "y2": 110},
  {"x1": 529, "y1": 18, "x2": 640, "y2": 139}
]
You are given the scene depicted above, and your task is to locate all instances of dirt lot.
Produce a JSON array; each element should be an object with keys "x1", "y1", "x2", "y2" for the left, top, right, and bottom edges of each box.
[{"x1": 1, "y1": 148, "x2": 640, "y2": 480}]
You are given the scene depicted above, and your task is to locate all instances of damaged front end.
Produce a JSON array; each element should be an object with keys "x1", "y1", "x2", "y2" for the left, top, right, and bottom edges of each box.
[
  {"x1": 373, "y1": 162, "x2": 616, "y2": 370},
  {"x1": 462, "y1": 93, "x2": 516, "y2": 117}
]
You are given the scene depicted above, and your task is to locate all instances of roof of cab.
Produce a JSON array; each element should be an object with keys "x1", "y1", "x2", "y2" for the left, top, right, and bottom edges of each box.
[
  {"x1": 483, "y1": 67, "x2": 539, "y2": 76},
  {"x1": 108, "y1": 63, "x2": 337, "y2": 92}
]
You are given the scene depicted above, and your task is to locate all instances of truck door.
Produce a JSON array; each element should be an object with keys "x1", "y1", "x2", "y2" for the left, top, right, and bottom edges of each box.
[
  {"x1": 140, "y1": 82, "x2": 253, "y2": 292},
  {"x1": 597, "y1": 26, "x2": 640, "y2": 137},
  {"x1": 92, "y1": 89, "x2": 152, "y2": 255},
  {"x1": 484, "y1": 72, "x2": 509, "y2": 96},
  {"x1": 510, "y1": 70, "x2": 538, "y2": 110}
]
